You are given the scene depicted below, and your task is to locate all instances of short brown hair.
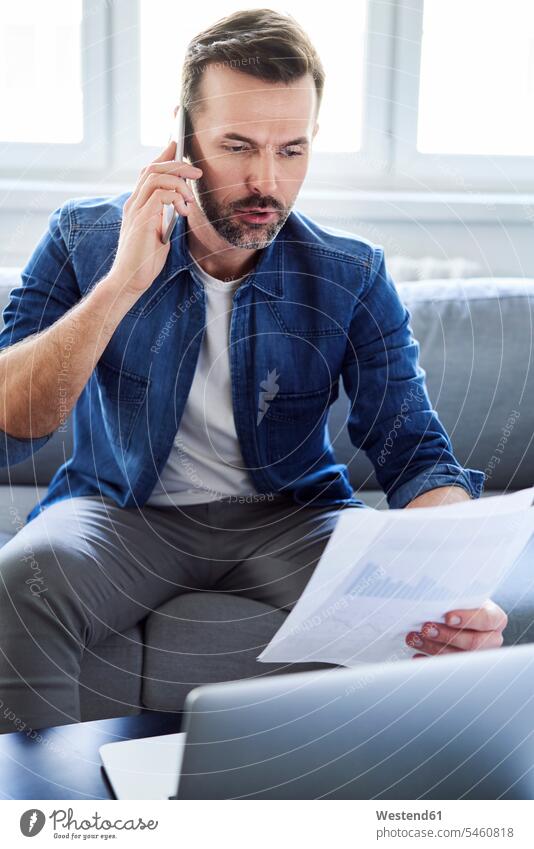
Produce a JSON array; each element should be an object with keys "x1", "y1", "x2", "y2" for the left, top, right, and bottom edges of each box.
[{"x1": 181, "y1": 8, "x2": 325, "y2": 132}]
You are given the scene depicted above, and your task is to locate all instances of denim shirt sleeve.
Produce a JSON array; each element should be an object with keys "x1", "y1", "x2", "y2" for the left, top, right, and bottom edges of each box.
[
  {"x1": 0, "y1": 202, "x2": 80, "y2": 468},
  {"x1": 341, "y1": 245, "x2": 486, "y2": 509}
]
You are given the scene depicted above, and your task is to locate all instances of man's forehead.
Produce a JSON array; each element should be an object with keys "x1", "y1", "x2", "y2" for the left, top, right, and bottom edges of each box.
[{"x1": 194, "y1": 65, "x2": 317, "y2": 128}]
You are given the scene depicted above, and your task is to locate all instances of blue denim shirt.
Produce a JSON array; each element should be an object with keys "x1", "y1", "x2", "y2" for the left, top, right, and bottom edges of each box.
[{"x1": 0, "y1": 194, "x2": 485, "y2": 523}]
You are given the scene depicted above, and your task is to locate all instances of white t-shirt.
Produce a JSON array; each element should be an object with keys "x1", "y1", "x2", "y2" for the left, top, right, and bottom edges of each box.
[{"x1": 146, "y1": 250, "x2": 259, "y2": 506}]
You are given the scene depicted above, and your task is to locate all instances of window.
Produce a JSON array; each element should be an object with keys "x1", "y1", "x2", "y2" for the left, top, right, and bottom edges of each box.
[
  {"x1": 417, "y1": 0, "x2": 534, "y2": 156},
  {"x1": 392, "y1": 0, "x2": 534, "y2": 189},
  {"x1": 0, "y1": 0, "x2": 107, "y2": 174},
  {"x1": 139, "y1": 0, "x2": 368, "y2": 154},
  {"x1": 0, "y1": 0, "x2": 83, "y2": 144},
  {"x1": 1, "y1": 0, "x2": 533, "y2": 192}
]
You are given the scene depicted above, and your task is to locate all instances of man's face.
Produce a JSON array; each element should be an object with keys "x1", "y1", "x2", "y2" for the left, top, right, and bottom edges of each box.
[{"x1": 184, "y1": 65, "x2": 318, "y2": 249}]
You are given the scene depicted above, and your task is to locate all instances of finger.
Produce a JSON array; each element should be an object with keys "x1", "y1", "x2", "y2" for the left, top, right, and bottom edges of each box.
[
  {"x1": 406, "y1": 634, "x2": 463, "y2": 656},
  {"x1": 129, "y1": 161, "x2": 202, "y2": 206},
  {"x1": 171, "y1": 194, "x2": 190, "y2": 217},
  {"x1": 443, "y1": 599, "x2": 508, "y2": 633},
  {"x1": 134, "y1": 175, "x2": 195, "y2": 210},
  {"x1": 153, "y1": 138, "x2": 177, "y2": 163},
  {"x1": 420, "y1": 621, "x2": 504, "y2": 651},
  {"x1": 142, "y1": 160, "x2": 203, "y2": 178},
  {"x1": 141, "y1": 190, "x2": 191, "y2": 220}
]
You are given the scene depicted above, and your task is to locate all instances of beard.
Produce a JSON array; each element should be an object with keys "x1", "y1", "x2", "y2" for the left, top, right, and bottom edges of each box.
[{"x1": 193, "y1": 175, "x2": 292, "y2": 249}]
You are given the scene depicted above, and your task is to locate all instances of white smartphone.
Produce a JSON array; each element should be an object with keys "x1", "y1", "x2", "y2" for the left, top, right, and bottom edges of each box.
[{"x1": 161, "y1": 105, "x2": 187, "y2": 245}]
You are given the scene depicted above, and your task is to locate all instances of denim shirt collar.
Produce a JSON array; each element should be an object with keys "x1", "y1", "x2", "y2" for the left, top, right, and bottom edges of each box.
[{"x1": 164, "y1": 212, "x2": 285, "y2": 299}]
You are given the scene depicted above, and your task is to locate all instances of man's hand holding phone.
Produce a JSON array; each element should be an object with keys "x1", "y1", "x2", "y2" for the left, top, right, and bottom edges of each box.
[{"x1": 109, "y1": 138, "x2": 202, "y2": 298}]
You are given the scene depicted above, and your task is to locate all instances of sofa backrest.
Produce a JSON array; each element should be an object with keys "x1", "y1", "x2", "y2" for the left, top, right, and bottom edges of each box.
[
  {"x1": 329, "y1": 277, "x2": 534, "y2": 491},
  {"x1": 1, "y1": 268, "x2": 533, "y2": 492}
]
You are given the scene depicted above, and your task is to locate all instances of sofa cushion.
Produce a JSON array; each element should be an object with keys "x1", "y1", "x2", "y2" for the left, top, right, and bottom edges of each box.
[
  {"x1": 328, "y1": 277, "x2": 534, "y2": 491},
  {"x1": 142, "y1": 593, "x2": 337, "y2": 711},
  {"x1": 404, "y1": 278, "x2": 534, "y2": 491},
  {"x1": 0, "y1": 485, "x2": 49, "y2": 534},
  {"x1": 0, "y1": 530, "x2": 13, "y2": 549}
]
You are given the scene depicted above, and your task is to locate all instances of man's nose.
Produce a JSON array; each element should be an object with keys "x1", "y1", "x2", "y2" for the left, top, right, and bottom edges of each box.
[{"x1": 247, "y1": 148, "x2": 278, "y2": 195}]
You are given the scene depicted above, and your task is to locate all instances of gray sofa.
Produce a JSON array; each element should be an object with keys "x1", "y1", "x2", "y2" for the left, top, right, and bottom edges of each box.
[{"x1": 1, "y1": 268, "x2": 534, "y2": 723}]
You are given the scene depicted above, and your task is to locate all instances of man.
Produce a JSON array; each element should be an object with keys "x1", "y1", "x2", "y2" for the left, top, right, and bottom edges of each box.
[{"x1": 0, "y1": 9, "x2": 506, "y2": 733}]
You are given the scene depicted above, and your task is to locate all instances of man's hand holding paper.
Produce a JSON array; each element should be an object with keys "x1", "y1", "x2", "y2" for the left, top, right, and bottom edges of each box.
[{"x1": 258, "y1": 488, "x2": 534, "y2": 667}]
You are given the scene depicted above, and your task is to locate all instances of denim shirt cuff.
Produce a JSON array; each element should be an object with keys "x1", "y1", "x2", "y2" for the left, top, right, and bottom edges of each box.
[
  {"x1": 0, "y1": 428, "x2": 52, "y2": 468},
  {"x1": 387, "y1": 463, "x2": 486, "y2": 510}
]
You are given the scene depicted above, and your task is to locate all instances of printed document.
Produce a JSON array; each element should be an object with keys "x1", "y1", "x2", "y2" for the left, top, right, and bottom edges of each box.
[{"x1": 258, "y1": 488, "x2": 534, "y2": 665}]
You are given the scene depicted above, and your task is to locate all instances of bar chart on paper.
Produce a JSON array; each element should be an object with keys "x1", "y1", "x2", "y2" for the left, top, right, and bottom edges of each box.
[
  {"x1": 344, "y1": 560, "x2": 489, "y2": 602},
  {"x1": 257, "y1": 488, "x2": 534, "y2": 665}
]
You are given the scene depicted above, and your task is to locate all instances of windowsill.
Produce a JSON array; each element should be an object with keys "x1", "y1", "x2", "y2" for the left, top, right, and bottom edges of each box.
[
  {"x1": 1, "y1": 178, "x2": 534, "y2": 224},
  {"x1": 298, "y1": 188, "x2": 534, "y2": 224}
]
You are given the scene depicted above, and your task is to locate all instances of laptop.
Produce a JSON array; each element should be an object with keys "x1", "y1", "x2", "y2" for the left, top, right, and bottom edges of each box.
[{"x1": 100, "y1": 642, "x2": 534, "y2": 799}]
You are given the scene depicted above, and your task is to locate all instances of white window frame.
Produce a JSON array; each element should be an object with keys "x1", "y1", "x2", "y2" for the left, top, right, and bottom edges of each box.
[
  {"x1": 391, "y1": 0, "x2": 534, "y2": 192},
  {"x1": 0, "y1": 0, "x2": 109, "y2": 177},
  {"x1": 1, "y1": 0, "x2": 533, "y2": 202},
  {"x1": 109, "y1": 0, "x2": 395, "y2": 190}
]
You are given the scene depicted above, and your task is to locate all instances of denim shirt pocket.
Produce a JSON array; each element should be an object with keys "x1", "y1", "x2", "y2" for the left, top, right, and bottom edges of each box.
[
  {"x1": 96, "y1": 358, "x2": 151, "y2": 451},
  {"x1": 262, "y1": 381, "x2": 339, "y2": 465}
]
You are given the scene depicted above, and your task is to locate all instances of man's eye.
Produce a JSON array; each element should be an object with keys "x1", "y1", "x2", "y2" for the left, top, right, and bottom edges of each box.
[
  {"x1": 280, "y1": 146, "x2": 304, "y2": 157},
  {"x1": 224, "y1": 145, "x2": 248, "y2": 153}
]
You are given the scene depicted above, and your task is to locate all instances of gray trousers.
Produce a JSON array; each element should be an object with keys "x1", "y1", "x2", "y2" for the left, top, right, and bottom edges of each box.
[{"x1": 0, "y1": 492, "x2": 358, "y2": 733}]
